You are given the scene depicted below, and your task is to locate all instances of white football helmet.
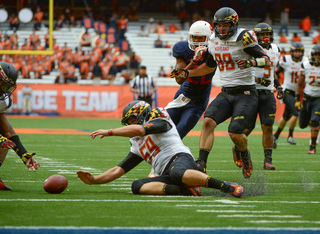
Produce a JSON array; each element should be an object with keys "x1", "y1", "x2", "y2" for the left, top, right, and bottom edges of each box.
[{"x1": 188, "y1": 20, "x2": 212, "y2": 51}]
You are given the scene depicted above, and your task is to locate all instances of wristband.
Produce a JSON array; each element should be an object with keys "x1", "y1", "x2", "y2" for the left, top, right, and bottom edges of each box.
[
  {"x1": 108, "y1": 129, "x2": 113, "y2": 136},
  {"x1": 255, "y1": 58, "x2": 267, "y2": 68}
]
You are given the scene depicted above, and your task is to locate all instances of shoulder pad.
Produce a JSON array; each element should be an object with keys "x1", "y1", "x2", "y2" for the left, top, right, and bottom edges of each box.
[
  {"x1": 239, "y1": 30, "x2": 257, "y2": 46},
  {"x1": 173, "y1": 41, "x2": 189, "y2": 56}
]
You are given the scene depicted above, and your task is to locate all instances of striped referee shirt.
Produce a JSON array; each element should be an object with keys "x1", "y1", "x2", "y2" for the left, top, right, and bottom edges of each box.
[{"x1": 131, "y1": 75, "x2": 156, "y2": 98}]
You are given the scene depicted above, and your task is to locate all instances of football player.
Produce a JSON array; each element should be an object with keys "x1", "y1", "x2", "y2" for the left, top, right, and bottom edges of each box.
[
  {"x1": 166, "y1": 20, "x2": 214, "y2": 139},
  {"x1": 77, "y1": 100, "x2": 244, "y2": 198},
  {"x1": 273, "y1": 42, "x2": 308, "y2": 148},
  {"x1": 171, "y1": 7, "x2": 271, "y2": 179},
  {"x1": 237, "y1": 23, "x2": 281, "y2": 170},
  {"x1": 0, "y1": 62, "x2": 40, "y2": 191},
  {"x1": 295, "y1": 45, "x2": 320, "y2": 154}
]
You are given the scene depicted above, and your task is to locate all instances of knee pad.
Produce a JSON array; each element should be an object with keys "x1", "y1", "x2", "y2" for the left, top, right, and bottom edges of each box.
[
  {"x1": 131, "y1": 180, "x2": 144, "y2": 194},
  {"x1": 169, "y1": 167, "x2": 185, "y2": 185},
  {"x1": 310, "y1": 120, "x2": 319, "y2": 128},
  {"x1": 229, "y1": 121, "x2": 245, "y2": 134}
]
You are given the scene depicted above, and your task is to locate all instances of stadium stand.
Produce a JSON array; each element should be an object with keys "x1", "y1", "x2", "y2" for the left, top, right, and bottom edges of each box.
[{"x1": 0, "y1": 13, "x2": 318, "y2": 86}]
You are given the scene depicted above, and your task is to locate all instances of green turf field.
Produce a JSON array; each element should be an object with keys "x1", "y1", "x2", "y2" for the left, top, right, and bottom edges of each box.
[{"x1": 1, "y1": 117, "x2": 320, "y2": 229}]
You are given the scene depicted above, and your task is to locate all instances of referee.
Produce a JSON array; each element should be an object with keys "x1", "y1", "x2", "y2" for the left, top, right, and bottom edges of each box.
[{"x1": 130, "y1": 66, "x2": 157, "y2": 107}]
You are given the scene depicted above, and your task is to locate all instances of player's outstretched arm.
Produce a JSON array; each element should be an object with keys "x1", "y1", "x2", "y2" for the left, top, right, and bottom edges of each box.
[
  {"x1": 90, "y1": 125, "x2": 146, "y2": 139},
  {"x1": 77, "y1": 166, "x2": 125, "y2": 185}
]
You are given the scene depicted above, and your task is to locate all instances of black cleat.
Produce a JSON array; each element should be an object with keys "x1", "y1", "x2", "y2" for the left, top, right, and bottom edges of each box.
[
  {"x1": 0, "y1": 180, "x2": 13, "y2": 191},
  {"x1": 232, "y1": 145, "x2": 242, "y2": 168},
  {"x1": 240, "y1": 149, "x2": 253, "y2": 179},
  {"x1": 195, "y1": 159, "x2": 207, "y2": 173}
]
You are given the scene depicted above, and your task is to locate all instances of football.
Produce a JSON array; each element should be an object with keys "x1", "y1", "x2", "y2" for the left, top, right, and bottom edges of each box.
[{"x1": 43, "y1": 175, "x2": 68, "y2": 194}]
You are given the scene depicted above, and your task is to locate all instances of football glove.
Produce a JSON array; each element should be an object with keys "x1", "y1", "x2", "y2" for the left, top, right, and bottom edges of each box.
[
  {"x1": 236, "y1": 59, "x2": 254, "y2": 69},
  {"x1": 170, "y1": 68, "x2": 189, "y2": 80},
  {"x1": 256, "y1": 77, "x2": 271, "y2": 87},
  {"x1": 276, "y1": 86, "x2": 284, "y2": 99},
  {"x1": 192, "y1": 46, "x2": 207, "y2": 63},
  {"x1": 0, "y1": 136, "x2": 16, "y2": 150},
  {"x1": 21, "y1": 152, "x2": 40, "y2": 172}
]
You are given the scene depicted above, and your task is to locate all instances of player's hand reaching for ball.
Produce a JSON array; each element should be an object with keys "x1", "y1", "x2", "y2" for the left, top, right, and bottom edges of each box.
[{"x1": 77, "y1": 171, "x2": 95, "y2": 184}]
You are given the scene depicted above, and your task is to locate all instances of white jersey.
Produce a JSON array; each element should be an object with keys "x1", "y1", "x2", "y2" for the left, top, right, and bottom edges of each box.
[
  {"x1": 301, "y1": 60, "x2": 320, "y2": 97},
  {"x1": 279, "y1": 55, "x2": 309, "y2": 91},
  {"x1": 255, "y1": 43, "x2": 280, "y2": 91},
  {"x1": 208, "y1": 28, "x2": 258, "y2": 87},
  {"x1": 129, "y1": 109, "x2": 192, "y2": 175}
]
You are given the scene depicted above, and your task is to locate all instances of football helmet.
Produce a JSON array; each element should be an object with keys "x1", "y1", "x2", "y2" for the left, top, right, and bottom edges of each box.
[
  {"x1": 121, "y1": 100, "x2": 152, "y2": 125},
  {"x1": 0, "y1": 62, "x2": 17, "y2": 100},
  {"x1": 213, "y1": 7, "x2": 239, "y2": 40},
  {"x1": 310, "y1": 45, "x2": 320, "y2": 66},
  {"x1": 188, "y1": 20, "x2": 212, "y2": 51},
  {"x1": 253, "y1": 23, "x2": 273, "y2": 48},
  {"x1": 290, "y1": 42, "x2": 304, "y2": 61}
]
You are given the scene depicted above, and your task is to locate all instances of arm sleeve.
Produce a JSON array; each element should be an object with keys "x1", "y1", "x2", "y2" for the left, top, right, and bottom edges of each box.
[
  {"x1": 205, "y1": 53, "x2": 217, "y2": 68},
  {"x1": 275, "y1": 62, "x2": 284, "y2": 75},
  {"x1": 143, "y1": 118, "x2": 172, "y2": 135},
  {"x1": 117, "y1": 152, "x2": 144, "y2": 173},
  {"x1": 243, "y1": 45, "x2": 269, "y2": 58}
]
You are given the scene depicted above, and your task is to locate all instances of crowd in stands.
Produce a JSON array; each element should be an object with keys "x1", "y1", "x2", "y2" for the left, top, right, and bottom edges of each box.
[{"x1": 2, "y1": 0, "x2": 320, "y2": 84}]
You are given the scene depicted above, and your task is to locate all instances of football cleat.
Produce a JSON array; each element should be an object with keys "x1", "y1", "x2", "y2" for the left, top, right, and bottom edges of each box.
[
  {"x1": 308, "y1": 146, "x2": 316, "y2": 154},
  {"x1": 273, "y1": 135, "x2": 278, "y2": 149},
  {"x1": 287, "y1": 137, "x2": 297, "y2": 145},
  {"x1": 0, "y1": 179, "x2": 13, "y2": 191},
  {"x1": 240, "y1": 149, "x2": 253, "y2": 179},
  {"x1": 185, "y1": 186, "x2": 202, "y2": 196},
  {"x1": 221, "y1": 181, "x2": 244, "y2": 198},
  {"x1": 263, "y1": 162, "x2": 275, "y2": 170},
  {"x1": 195, "y1": 158, "x2": 207, "y2": 173},
  {"x1": 232, "y1": 145, "x2": 242, "y2": 168}
]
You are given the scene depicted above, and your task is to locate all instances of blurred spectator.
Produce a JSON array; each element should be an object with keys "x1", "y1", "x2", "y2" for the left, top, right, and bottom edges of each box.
[
  {"x1": 82, "y1": 12, "x2": 94, "y2": 29},
  {"x1": 147, "y1": 18, "x2": 156, "y2": 34},
  {"x1": 9, "y1": 30, "x2": 19, "y2": 48},
  {"x1": 121, "y1": 69, "x2": 133, "y2": 84},
  {"x1": 156, "y1": 21, "x2": 167, "y2": 34},
  {"x1": 300, "y1": 16, "x2": 312, "y2": 36},
  {"x1": 192, "y1": 10, "x2": 201, "y2": 23},
  {"x1": 21, "y1": 84, "x2": 32, "y2": 114},
  {"x1": 168, "y1": 21, "x2": 179, "y2": 33},
  {"x1": 263, "y1": 13, "x2": 273, "y2": 25},
  {"x1": 20, "y1": 38, "x2": 31, "y2": 50},
  {"x1": 178, "y1": 8, "x2": 189, "y2": 30},
  {"x1": 44, "y1": 31, "x2": 55, "y2": 49},
  {"x1": 33, "y1": 6, "x2": 44, "y2": 30},
  {"x1": 29, "y1": 29, "x2": 40, "y2": 46},
  {"x1": 279, "y1": 33, "x2": 288, "y2": 43},
  {"x1": 80, "y1": 29, "x2": 91, "y2": 47},
  {"x1": 113, "y1": 50, "x2": 129, "y2": 73},
  {"x1": 9, "y1": 13, "x2": 19, "y2": 31},
  {"x1": 92, "y1": 62, "x2": 102, "y2": 79},
  {"x1": 118, "y1": 14, "x2": 128, "y2": 40},
  {"x1": 68, "y1": 15, "x2": 77, "y2": 28},
  {"x1": 54, "y1": 14, "x2": 65, "y2": 30},
  {"x1": 109, "y1": 13, "x2": 118, "y2": 29},
  {"x1": 154, "y1": 35, "x2": 163, "y2": 48},
  {"x1": 279, "y1": 7, "x2": 289, "y2": 36},
  {"x1": 158, "y1": 66, "x2": 166, "y2": 77},
  {"x1": 137, "y1": 25, "x2": 149, "y2": 37},
  {"x1": 129, "y1": 51, "x2": 142, "y2": 76},
  {"x1": 312, "y1": 29, "x2": 320, "y2": 44},
  {"x1": 127, "y1": 5, "x2": 139, "y2": 21},
  {"x1": 291, "y1": 32, "x2": 301, "y2": 42}
]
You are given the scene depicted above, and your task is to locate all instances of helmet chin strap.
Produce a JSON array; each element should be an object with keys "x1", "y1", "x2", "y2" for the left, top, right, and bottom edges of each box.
[{"x1": 264, "y1": 38, "x2": 270, "y2": 43}]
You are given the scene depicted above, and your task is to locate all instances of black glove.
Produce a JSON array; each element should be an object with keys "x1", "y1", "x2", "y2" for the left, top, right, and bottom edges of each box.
[{"x1": 256, "y1": 77, "x2": 271, "y2": 87}]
